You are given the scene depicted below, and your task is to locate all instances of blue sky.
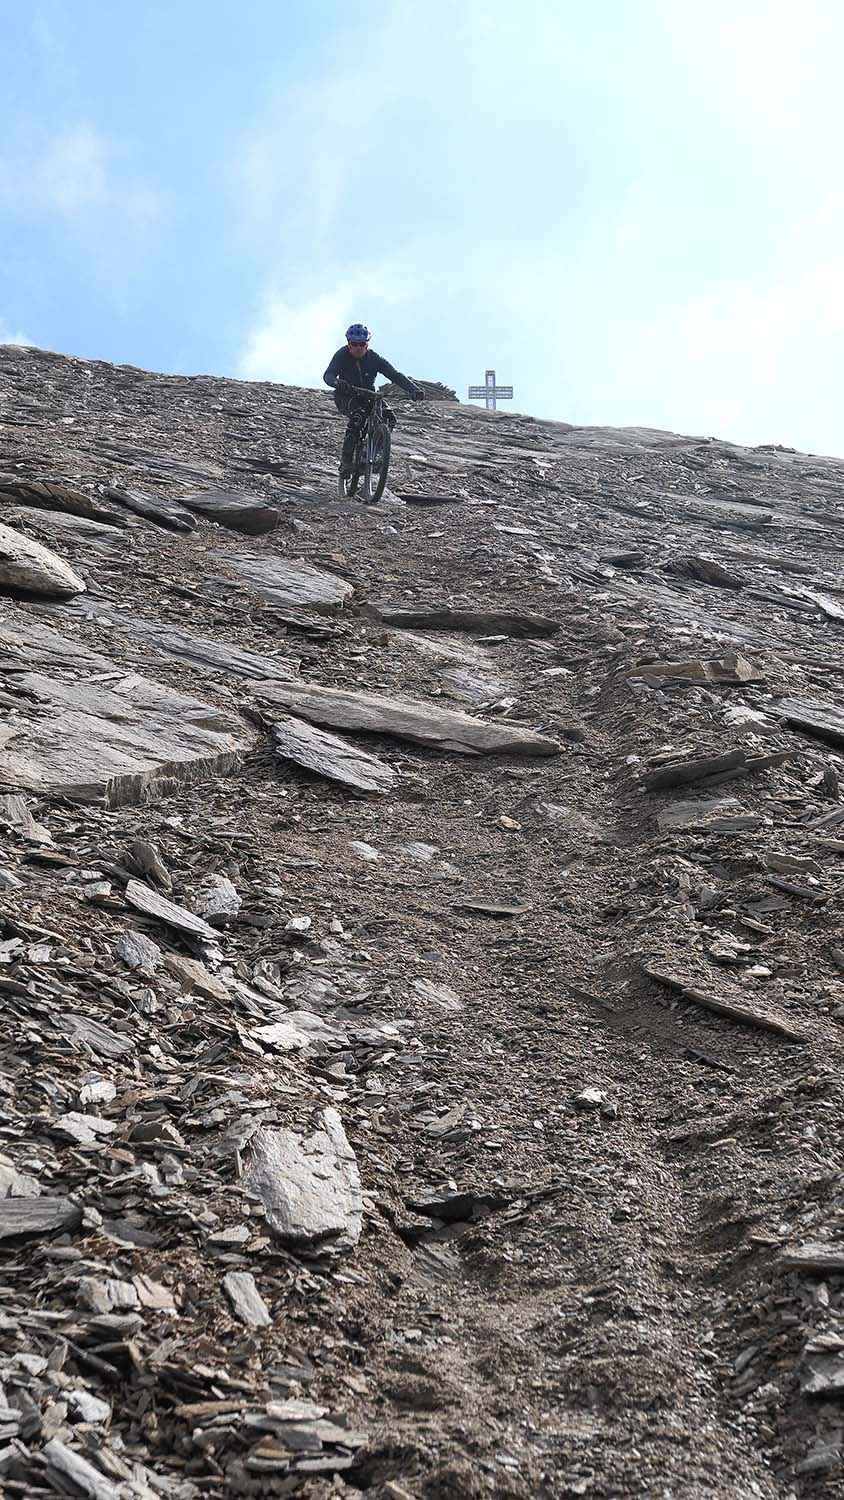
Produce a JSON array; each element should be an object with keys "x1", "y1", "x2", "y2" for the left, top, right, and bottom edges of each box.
[{"x1": 3, "y1": 0, "x2": 844, "y2": 455}]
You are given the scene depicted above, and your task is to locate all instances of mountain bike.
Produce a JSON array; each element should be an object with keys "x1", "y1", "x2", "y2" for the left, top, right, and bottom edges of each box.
[{"x1": 338, "y1": 388, "x2": 392, "y2": 504}]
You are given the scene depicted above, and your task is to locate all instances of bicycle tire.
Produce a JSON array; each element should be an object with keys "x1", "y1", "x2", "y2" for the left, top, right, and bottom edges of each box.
[
  {"x1": 364, "y1": 422, "x2": 391, "y2": 503},
  {"x1": 339, "y1": 441, "x2": 363, "y2": 498}
]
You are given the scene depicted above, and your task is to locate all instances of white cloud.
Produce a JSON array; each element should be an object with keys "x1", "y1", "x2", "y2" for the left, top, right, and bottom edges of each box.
[
  {"x1": 237, "y1": 249, "x2": 425, "y2": 387},
  {"x1": 0, "y1": 318, "x2": 36, "y2": 346},
  {"x1": 238, "y1": 287, "x2": 354, "y2": 386},
  {"x1": 37, "y1": 125, "x2": 107, "y2": 214}
]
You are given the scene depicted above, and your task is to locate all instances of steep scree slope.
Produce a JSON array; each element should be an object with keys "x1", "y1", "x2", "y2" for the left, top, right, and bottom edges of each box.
[{"x1": 1, "y1": 345, "x2": 844, "y2": 1498}]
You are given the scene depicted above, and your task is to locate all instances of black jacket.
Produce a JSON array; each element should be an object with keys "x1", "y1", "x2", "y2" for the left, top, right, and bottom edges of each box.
[{"x1": 323, "y1": 347, "x2": 416, "y2": 395}]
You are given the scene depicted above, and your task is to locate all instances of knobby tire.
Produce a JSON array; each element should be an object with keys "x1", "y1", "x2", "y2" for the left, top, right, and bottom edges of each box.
[{"x1": 365, "y1": 421, "x2": 391, "y2": 504}]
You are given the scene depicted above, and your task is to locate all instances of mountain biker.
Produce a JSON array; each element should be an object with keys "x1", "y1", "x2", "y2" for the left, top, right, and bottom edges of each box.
[{"x1": 323, "y1": 324, "x2": 423, "y2": 478}]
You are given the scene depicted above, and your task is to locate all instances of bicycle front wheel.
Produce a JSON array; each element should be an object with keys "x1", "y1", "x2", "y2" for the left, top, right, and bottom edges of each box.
[{"x1": 364, "y1": 422, "x2": 391, "y2": 504}]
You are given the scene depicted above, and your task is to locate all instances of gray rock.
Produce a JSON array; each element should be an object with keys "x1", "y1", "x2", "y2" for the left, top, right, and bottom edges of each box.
[
  {"x1": 0, "y1": 520, "x2": 86, "y2": 596},
  {"x1": 42, "y1": 1439, "x2": 119, "y2": 1500},
  {"x1": 0, "y1": 1197, "x2": 82, "y2": 1241},
  {"x1": 375, "y1": 603, "x2": 560, "y2": 637},
  {"x1": 271, "y1": 714, "x2": 398, "y2": 795},
  {"x1": 223, "y1": 1271, "x2": 271, "y2": 1328},
  {"x1": 255, "y1": 679, "x2": 560, "y2": 756},
  {"x1": 4, "y1": 506, "x2": 128, "y2": 553},
  {"x1": 200, "y1": 874, "x2": 242, "y2": 918},
  {"x1": 0, "y1": 618, "x2": 257, "y2": 806},
  {"x1": 115, "y1": 929, "x2": 164, "y2": 974},
  {"x1": 231, "y1": 552, "x2": 353, "y2": 613},
  {"x1": 125, "y1": 880, "x2": 219, "y2": 942},
  {"x1": 242, "y1": 1108, "x2": 363, "y2": 1253},
  {"x1": 181, "y1": 489, "x2": 279, "y2": 534}
]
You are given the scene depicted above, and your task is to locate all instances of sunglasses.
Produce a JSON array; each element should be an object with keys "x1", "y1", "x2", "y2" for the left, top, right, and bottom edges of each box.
[{"x1": 348, "y1": 340, "x2": 367, "y2": 348}]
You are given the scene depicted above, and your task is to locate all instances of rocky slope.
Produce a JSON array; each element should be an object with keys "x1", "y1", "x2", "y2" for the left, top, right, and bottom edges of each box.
[{"x1": 1, "y1": 343, "x2": 844, "y2": 1499}]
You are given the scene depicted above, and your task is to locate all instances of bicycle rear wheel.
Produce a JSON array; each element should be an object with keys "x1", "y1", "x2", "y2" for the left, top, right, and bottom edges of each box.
[
  {"x1": 339, "y1": 442, "x2": 363, "y2": 498},
  {"x1": 364, "y1": 422, "x2": 391, "y2": 503}
]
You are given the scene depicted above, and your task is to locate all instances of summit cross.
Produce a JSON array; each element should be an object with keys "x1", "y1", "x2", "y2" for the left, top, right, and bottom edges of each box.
[{"x1": 467, "y1": 368, "x2": 513, "y2": 411}]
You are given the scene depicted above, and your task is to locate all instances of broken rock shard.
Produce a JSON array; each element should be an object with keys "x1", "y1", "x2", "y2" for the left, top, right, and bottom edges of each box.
[
  {"x1": 242, "y1": 1108, "x2": 363, "y2": 1253},
  {"x1": 0, "y1": 617, "x2": 257, "y2": 805},
  {"x1": 256, "y1": 679, "x2": 560, "y2": 755},
  {"x1": 0, "y1": 519, "x2": 86, "y2": 596}
]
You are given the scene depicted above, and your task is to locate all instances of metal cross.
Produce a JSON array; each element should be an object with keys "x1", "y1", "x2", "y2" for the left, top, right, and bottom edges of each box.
[{"x1": 467, "y1": 368, "x2": 513, "y2": 411}]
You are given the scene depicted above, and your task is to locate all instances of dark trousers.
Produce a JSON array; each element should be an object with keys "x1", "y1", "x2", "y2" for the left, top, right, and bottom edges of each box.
[
  {"x1": 334, "y1": 389, "x2": 368, "y2": 468},
  {"x1": 333, "y1": 389, "x2": 395, "y2": 468}
]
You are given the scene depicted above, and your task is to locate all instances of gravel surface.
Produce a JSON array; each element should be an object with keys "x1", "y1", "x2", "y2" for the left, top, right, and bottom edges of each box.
[{"x1": 1, "y1": 345, "x2": 844, "y2": 1498}]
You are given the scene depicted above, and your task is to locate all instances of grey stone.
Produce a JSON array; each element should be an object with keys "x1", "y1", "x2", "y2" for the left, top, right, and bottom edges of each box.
[
  {"x1": 0, "y1": 1197, "x2": 82, "y2": 1240},
  {"x1": 115, "y1": 929, "x2": 164, "y2": 974},
  {"x1": 181, "y1": 489, "x2": 279, "y2": 535},
  {"x1": 0, "y1": 617, "x2": 257, "y2": 806},
  {"x1": 271, "y1": 714, "x2": 398, "y2": 795},
  {"x1": 255, "y1": 679, "x2": 560, "y2": 756},
  {"x1": 125, "y1": 880, "x2": 219, "y2": 942},
  {"x1": 231, "y1": 552, "x2": 353, "y2": 613},
  {"x1": 223, "y1": 1271, "x2": 271, "y2": 1328},
  {"x1": 242, "y1": 1108, "x2": 363, "y2": 1253},
  {"x1": 0, "y1": 520, "x2": 86, "y2": 596},
  {"x1": 42, "y1": 1439, "x2": 119, "y2": 1500}
]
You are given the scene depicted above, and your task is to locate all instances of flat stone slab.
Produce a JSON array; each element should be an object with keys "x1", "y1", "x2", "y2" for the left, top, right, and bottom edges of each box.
[
  {"x1": 0, "y1": 473, "x2": 128, "y2": 527},
  {"x1": 0, "y1": 520, "x2": 86, "y2": 597},
  {"x1": 271, "y1": 713, "x2": 397, "y2": 794},
  {"x1": 255, "y1": 679, "x2": 560, "y2": 756},
  {"x1": 103, "y1": 485, "x2": 197, "y2": 532},
  {"x1": 375, "y1": 603, "x2": 559, "y2": 637},
  {"x1": 182, "y1": 489, "x2": 279, "y2": 535},
  {"x1": 775, "y1": 697, "x2": 844, "y2": 750},
  {"x1": 0, "y1": 1197, "x2": 82, "y2": 1241},
  {"x1": 4, "y1": 506, "x2": 130, "y2": 553},
  {"x1": 231, "y1": 553, "x2": 353, "y2": 614},
  {"x1": 0, "y1": 616, "x2": 257, "y2": 806},
  {"x1": 243, "y1": 1108, "x2": 363, "y2": 1253}
]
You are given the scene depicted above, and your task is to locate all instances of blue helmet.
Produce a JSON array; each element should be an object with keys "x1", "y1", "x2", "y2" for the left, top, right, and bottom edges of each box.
[{"x1": 346, "y1": 323, "x2": 370, "y2": 342}]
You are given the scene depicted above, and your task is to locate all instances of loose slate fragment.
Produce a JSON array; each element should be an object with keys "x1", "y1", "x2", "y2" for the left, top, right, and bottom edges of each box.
[
  {"x1": 101, "y1": 484, "x2": 197, "y2": 532},
  {"x1": 655, "y1": 796, "x2": 760, "y2": 833},
  {"x1": 165, "y1": 952, "x2": 230, "y2": 1002},
  {"x1": 664, "y1": 554, "x2": 745, "y2": 589},
  {"x1": 781, "y1": 1243, "x2": 844, "y2": 1275},
  {"x1": 0, "y1": 792, "x2": 52, "y2": 845},
  {"x1": 455, "y1": 897, "x2": 529, "y2": 917},
  {"x1": 374, "y1": 603, "x2": 560, "y2": 637},
  {"x1": 644, "y1": 749, "x2": 790, "y2": 791},
  {"x1": 231, "y1": 553, "x2": 354, "y2": 613},
  {"x1": 124, "y1": 879, "x2": 219, "y2": 942},
  {"x1": 243, "y1": 1108, "x2": 363, "y2": 1253},
  {"x1": 801, "y1": 1349, "x2": 844, "y2": 1398},
  {"x1": 775, "y1": 697, "x2": 844, "y2": 750},
  {"x1": 629, "y1": 652, "x2": 761, "y2": 685},
  {"x1": 181, "y1": 488, "x2": 279, "y2": 534},
  {"x1": 255, "y1": 680, "x2": 560, "y2": 756},
  {"x1": 224, "y1": 1271, "x2": 271, "y2": 1328},
  {"x1": 642, "y1": 962, "x2": 805, "y2": 1040},
  {"x1": 0, "y1": 473, "x2": 127, "y2": 527},
  {"x1": 0, "y1": 519, "x2": 86, "y2": 597},
  {"x1": 54, "y1": 1013, "x2": 134, "y2": 1058},
  {"x1": 0, "y1": 1197, "x2": 82, "y2": 1241},
  {"x1": 271, "y1": 714, "x2": 398, "y2": 795},
  {"x1": 42, "y1": 1439, "x2": 119, "y2": 1500},
  {"x1": 115, "y1": 929, "x2": 164, "y2": 974}
]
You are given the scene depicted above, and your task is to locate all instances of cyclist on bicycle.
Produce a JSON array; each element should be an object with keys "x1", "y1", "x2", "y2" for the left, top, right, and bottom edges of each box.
[{"x1": 324, "y1": 324, "x2": 423, "y2": 478}]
